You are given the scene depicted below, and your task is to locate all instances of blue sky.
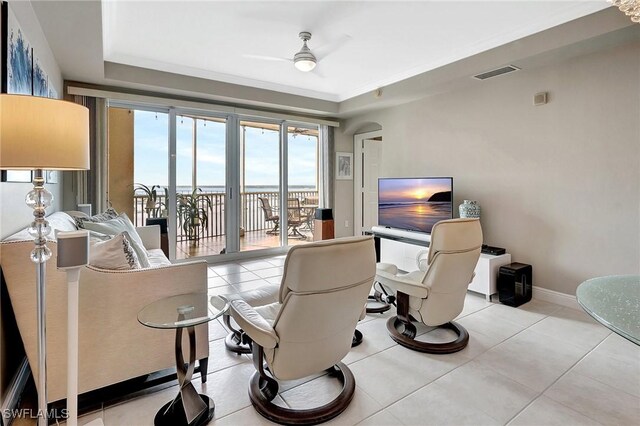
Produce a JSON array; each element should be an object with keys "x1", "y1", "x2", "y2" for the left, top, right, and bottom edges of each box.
[
  {"x1": 379, "y1": 178, "x2": 452, "y2": 203},
  {"x1": 133, "y1": 111, "x2": 317, "y2": 188}
]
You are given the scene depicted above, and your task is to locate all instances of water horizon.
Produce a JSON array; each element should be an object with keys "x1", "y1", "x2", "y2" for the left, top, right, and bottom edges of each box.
[{"x1": 135, "y1": 184, "x2": 317, "y2": 195}]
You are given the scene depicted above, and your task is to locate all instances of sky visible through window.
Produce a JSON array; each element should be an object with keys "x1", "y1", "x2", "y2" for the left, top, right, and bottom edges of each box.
[{"x1": 133, "y1": 111, "x2": 317, "y2": 190}]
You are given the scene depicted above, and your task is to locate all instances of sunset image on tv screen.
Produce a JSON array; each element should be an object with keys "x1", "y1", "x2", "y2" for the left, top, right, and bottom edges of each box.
[{"x1": 378, "y1": 178, "x2": 452, "y2": 234}]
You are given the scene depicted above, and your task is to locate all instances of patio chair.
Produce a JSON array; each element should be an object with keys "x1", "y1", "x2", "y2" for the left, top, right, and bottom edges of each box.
[
  {"x1": 258, "y1": 197, "x2": 280, "y2": 235},
  {"x1": 287, "y1": 198, "x2": 307, "y2": 239},
  {"x1": 301, "y1": 196, "x2": 318, "y2": 230}
]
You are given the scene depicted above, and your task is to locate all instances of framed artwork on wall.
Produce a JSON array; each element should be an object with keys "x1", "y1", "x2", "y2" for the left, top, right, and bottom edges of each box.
[
  {"x1": 45, "y1": 170, "x2": 59, "y2": 184},
  {"x1": 2, "y1": 1, "x2": 33, "y2": 95},
  {"x1": 33, "y1": 56, "x2": 48, "y2": 97},
  {"x1": 336, "y1": 152, "x2": 353, "y2": 180},
  {"x1": 0, "y1": 1, "x2": 4, "y2": 93},
  {"x1": 1, "y1": 170, "x2": 32, "y2": 183}
]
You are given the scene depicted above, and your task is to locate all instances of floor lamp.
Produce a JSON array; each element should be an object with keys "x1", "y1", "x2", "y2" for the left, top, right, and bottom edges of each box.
[{"x1": 0, "y1": 94, "x2": 89, "y2": 425}]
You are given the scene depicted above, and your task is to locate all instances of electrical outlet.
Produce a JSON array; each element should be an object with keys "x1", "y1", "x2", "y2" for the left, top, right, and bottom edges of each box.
[{"x1": 345, "y1": 220, "x2": 349, "y2": 228}]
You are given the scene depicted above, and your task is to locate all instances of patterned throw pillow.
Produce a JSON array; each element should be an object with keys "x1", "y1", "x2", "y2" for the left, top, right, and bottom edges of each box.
[
  {"x1": 80, "y1": 213, "x2": 151, "y2": 268},
  {"x1": 89, "y1": 232, "x2": 141, "y2": 270},
  {"x1": 73, "y1": 207, "x2": 119, "y2": 229}
]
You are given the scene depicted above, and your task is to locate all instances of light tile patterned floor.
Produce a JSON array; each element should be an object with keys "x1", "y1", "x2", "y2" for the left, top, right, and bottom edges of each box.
[{"x1": 66, "y1": 255, "x2": 639, "y2": 425}]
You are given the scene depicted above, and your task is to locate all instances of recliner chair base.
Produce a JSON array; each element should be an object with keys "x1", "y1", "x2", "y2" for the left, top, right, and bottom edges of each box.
[
  {"x1": 224, "y1": 332, "x2": 252, "y2": 354},
  {"x1": 223, "y1": 314, "x2": 252, "y2": 354},
  {"x1": 366, "y1": 283, "x2": 393, "y2": 314},
  {"x1": 387, "y1": 316, "x2": 469, "y2": 354},
  {"x1": 352, "y1": 329, "x2": 363, "y2": 347},
  {"x1": 366, "y1": 295, "x2": 390, "y2": 314},
  {"x1": 249, "y1": 361, "x2": 356, "y2": 425}
]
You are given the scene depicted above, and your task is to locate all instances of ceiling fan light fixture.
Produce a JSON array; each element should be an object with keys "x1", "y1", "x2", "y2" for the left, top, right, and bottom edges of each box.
[
  {"x1": 294, "y1": 56, "x2": 316, "y2": 72},
  {"x1": 294, "y1": 31, "x2": 317, "y2": 72}
]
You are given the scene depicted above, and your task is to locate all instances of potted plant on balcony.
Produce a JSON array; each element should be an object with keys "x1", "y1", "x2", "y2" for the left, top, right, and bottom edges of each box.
[
  {"x1": 134, "y1": 183, "x2": 168, "y2": 218},
  {"x1": 177, "y1": 188, "x2": 212, "y2": 245}
]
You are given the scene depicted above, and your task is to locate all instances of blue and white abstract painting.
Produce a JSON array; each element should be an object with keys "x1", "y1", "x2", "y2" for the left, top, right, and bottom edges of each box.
[
  {"x1": 33, "y1": 57, "x2": 48, "y2": 97},
  {"x1": 7, "y1": 7, "x2": 32, "y2": 95},
  {"x1": 48, "y1": 84, "x2": 58, "y2": 99}
]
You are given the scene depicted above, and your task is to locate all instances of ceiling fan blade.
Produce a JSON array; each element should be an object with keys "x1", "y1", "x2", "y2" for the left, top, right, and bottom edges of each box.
[
  {"x1": 243, "y1": 54, "x2": 292, "y2": 63},
  {"x1": 314, "y1": 34, "x2": 352, "y2": 60},
  {"x1": 311, "y1": 63, "x2": 325, "y2": 78}
]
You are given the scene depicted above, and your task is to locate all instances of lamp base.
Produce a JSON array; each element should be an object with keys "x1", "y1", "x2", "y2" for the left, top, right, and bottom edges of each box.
[{"x1": 28, "y1": 170, "x2": 53, "y2": 426}]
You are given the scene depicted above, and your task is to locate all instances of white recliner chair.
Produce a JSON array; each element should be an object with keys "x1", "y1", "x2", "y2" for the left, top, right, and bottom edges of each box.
[
  {"x1": 228, "y1": 236, "x2": 376, "y2": 424},
  {"x1": 375, "y1": 218, "x2": 482, "y2": 354}
]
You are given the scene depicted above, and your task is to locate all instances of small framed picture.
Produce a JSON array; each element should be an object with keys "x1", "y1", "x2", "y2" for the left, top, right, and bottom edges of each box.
[
  {"x1": 45, "y1": 170, "x2": 59, "y2": 184},
  {"x1": 1, "y1": 170, "x2": 32, "y2": 183},
  {"x1": 336, "y1": 152, "x2": 353, "y2": 180}
]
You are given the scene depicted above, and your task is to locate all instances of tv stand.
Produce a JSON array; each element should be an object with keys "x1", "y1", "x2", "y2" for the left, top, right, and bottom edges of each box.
[{"x1": 367, "y1": 226, "x2": 510, "y2": 301}]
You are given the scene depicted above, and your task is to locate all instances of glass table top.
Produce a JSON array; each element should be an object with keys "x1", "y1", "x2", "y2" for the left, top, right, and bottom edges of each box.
[
  {"x1": 138, "y1": 293, "x2": 229, "y2": 329},
  {"x1": 576, "y1": 275, "x2": 640, "y2": 346}
]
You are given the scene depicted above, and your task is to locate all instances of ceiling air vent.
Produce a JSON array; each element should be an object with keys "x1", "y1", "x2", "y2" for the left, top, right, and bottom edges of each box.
[{"x1": 473, "y1": 65, "x2": 520, "y2": 80}]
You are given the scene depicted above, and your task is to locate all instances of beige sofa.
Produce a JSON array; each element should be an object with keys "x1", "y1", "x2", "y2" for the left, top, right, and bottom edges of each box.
[{"x1": 0, "y1": 212, "x2": 209, "y2": 403}]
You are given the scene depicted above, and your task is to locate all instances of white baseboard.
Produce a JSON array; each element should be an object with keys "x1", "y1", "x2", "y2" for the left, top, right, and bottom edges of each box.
[
  {"x1": 1, "y1": 357, "x2": 30, "y2": 425},
  {"x1": 533, "y1": 286, "x2": 580, "y2": 310}
]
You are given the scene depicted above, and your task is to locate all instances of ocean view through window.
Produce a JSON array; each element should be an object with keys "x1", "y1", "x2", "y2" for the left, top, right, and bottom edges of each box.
[{"x1": 125, "y1": 109, "x2": 320, "y2": 259}]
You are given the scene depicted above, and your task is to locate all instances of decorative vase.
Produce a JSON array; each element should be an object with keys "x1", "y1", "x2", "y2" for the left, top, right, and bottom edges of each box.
[{"x1": 459, "y1": 200, "x2": 481, "y2": 219}]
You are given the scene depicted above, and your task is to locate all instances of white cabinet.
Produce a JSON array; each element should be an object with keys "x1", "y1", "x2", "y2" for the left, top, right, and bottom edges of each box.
[
  {"x1": 374, "y1": 228, "x2": 510, "y2": 301},
  {"x1": 468, "y1": 253, "x2": 512, "y2": 300}
]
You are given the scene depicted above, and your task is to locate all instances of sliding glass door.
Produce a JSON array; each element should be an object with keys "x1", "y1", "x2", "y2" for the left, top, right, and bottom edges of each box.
[
  {"x1": 238, "y1": 120, "x2": 283, "y2": 253},
  {"x1": 174, "y1": 114, "x2": 227, "y2": 259},
  {"x1": 110, "y1": 103, "x2": 323, "y2": 261},
  {"x1": 287, "y1": 125, "x2": 319, "y2": 245}
]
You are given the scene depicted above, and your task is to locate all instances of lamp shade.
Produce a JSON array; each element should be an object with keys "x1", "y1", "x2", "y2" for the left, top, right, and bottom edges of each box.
[{"x1": 0, "y1": 94, "x2": 89, "y2": 170}]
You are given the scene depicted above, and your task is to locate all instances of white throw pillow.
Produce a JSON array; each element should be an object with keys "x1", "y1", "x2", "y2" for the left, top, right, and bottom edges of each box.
[
  {"x1": 73, "y1": 207, "x2": 119, "y2": 228},
  {"x1": 89, "y1": 232, "x2": 141, "y2": 270},
  {"x1": 81, "y1": 213, "x2": 150, "y2": 268}
]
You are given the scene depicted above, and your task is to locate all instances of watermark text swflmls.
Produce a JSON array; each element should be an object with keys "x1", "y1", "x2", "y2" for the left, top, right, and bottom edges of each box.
[{"x1": 1, "y1": 408, "x2": 69, "y2": 421}]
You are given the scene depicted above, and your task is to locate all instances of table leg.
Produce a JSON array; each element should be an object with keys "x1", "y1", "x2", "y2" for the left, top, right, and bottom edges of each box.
[{"x1": 154, "y1": 325, "x2": 215, "y2": 426}]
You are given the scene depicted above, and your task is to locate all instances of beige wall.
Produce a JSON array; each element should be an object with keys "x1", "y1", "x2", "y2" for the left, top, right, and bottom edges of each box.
[
  {"x1": 107, "y1": 108, "x2": 135, "y2": 218},
  {"x1": 335, "y1": 42, "x2": 640, "y2": 295}
]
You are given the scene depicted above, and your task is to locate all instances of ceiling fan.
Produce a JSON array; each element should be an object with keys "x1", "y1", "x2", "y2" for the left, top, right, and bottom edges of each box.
[
  {"x1": 244, "y1": 31, "x2": 351, "y2": 74},
  {"x1": 293, "y1": 32, "x2": 316, "y2": 72}
]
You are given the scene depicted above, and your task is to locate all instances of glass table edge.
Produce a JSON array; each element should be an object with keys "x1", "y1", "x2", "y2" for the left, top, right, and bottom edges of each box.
[
  {"x1": 137, "y1": 298, "x2": 230, "y2": 330},
  {"x1": 576, "y1": 297, "x2": 640, "y2": 346}
]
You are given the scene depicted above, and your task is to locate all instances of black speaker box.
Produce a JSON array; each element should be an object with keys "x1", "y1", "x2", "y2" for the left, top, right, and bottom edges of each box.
[
  {"x1": 314, "y1": 208, "x2": 333, "y2": 220},
  {"x1": 498, "y1": 263, "x2": 533, "y2": 307}
]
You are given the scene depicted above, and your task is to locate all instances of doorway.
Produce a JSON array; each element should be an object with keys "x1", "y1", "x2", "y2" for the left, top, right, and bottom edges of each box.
[{"x1": 354, "y1": 130, "x2": 383, "y2": 236}]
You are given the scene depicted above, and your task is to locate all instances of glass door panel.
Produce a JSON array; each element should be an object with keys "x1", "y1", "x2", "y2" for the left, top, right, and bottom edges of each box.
[
  {"x1": 175, "y1": 114, "x2": 226, "y2": 259},
  {"x1": 239, "y1": 121, "x2": 282, "y2": 252},
  {"x1": 287, "y1": 125, "x2": 319, "y2": 245},
  {"x1": 130, "y1": 109, "x2": 169, "y2": 228}
]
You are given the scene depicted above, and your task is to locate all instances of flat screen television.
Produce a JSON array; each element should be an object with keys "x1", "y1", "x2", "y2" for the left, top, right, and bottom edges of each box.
[{"x1": 378, "y1": 177, "x2": 453, "y2": 234}]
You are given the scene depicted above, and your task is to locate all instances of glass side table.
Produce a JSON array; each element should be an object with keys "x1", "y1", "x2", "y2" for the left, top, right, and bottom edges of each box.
[
  {"x1": 576, "y1": 275, "x2": 640, "y2": 346},
  {"x1": 138, "y1": 293, "x2": 229, "y2": 426}
]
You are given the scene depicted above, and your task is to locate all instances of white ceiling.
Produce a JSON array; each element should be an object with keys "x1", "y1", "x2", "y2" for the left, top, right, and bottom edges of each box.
[{"x1": 101, "y1": 1, "x2": 609, "y2": 103}]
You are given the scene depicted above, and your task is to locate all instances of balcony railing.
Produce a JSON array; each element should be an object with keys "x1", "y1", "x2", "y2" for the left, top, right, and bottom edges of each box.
[{"x1": 133, "y1": 190, "x2": 318, "y2": 242}]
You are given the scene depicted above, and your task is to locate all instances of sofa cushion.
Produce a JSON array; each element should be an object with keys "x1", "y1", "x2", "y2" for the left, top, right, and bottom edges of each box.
[
  {"x1": 80, "y1": 214, "x2": 151, "y2": 268},
  {"x1": 147, "y1": 249, "x2": 172, "y2": 267},
  {"x1": 89, "y1": 232, "x2": 141, "y2": 270},
  {"x1": 72, "y1": 207, "x2": 119, "y2": 228}
]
